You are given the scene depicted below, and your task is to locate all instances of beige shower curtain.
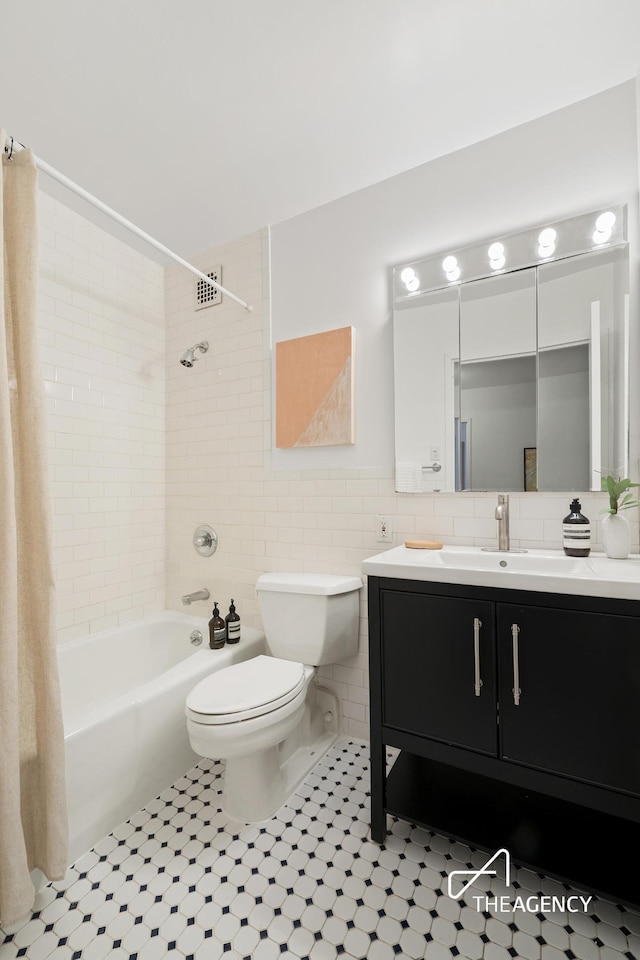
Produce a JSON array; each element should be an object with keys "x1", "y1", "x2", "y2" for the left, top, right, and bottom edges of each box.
[{"x1": 0, "y1": 135, "x2": 68, "y2": 926}]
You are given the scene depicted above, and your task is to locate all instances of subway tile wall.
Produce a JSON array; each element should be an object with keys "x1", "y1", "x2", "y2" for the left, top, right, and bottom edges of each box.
[
  {"x1": 38, "y1": 192, "x2": 166, "y2": 644},
  {"x1": 165, "y1": 228, "x2": 632, "y2": 741}
]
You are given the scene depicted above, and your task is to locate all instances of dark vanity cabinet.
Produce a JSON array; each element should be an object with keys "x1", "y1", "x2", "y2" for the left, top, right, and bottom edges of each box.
[
  {"x1": 368, "y1": 576, "x2": 640, "y2": 904},
  {"x1": 497, "y1": 603, "x2": 640, "y2": 797},
  {"x1": 381, "y1": 592, "x2": 496, "y2": 755}
]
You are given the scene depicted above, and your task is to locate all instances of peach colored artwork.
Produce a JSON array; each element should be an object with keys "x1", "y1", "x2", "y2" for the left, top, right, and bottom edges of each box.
[{"x1": 276, "y1": 326, "x2": 355, "y2": 448}]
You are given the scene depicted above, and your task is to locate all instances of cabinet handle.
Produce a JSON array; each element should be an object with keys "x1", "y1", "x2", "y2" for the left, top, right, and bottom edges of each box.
[
  {"x1": 511, "y1": 623, "x2": 521, "y2": 705},
  {"x1": 473, "y1": 617, "x2": 483, "y2": 696}
]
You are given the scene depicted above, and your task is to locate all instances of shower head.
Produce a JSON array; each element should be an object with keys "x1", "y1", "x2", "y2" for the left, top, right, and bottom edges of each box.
[{"x1": 180, "y1": 341, "x2": 209, "y2": 368}]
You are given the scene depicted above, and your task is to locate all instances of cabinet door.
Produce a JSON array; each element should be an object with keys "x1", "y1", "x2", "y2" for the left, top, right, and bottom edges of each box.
[
  {"x1": 498, "y1": 603, "x2": 640, "y2": 796},
  {"x1": 381, "y1": 590, "x2": 496, "y2": 755}
]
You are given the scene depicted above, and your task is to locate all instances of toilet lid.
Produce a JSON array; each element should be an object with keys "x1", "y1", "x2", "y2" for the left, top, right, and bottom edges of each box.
[{"x1": 186, "y1": 655, "x2": 306, "y2": 724}]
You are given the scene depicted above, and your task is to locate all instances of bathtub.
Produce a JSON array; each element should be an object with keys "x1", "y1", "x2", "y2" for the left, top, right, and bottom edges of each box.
[{"x1": 58, "y1": 611, "x2": 265, "y2": 863}]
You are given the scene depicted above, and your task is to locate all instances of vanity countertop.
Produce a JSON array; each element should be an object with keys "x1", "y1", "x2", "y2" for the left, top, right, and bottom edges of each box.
[{"x1": 362, "y1": 544, "x2": 640, "y2": 601}]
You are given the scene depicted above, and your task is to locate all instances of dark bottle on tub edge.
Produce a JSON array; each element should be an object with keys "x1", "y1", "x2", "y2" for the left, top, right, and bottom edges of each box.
[
  {"x1": 225, "y1": 599, "x2": 241, "y2": 644},
  {"x1": 562, "y1": 498, "x2": 591, "y2": 557},
  {"x1": 208, "y1": 602, "x2": 226, "y2": 649}
]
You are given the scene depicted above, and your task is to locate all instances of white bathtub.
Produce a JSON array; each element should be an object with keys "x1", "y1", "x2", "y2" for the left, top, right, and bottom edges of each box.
[{"x1": 58, "y1": 611, "x2": 265, "y2": 863}]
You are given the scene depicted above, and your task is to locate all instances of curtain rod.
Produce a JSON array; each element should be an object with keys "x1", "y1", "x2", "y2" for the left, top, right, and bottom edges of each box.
[{"x1": 3, "y1": 136, "x2": 253, "y2": 312}]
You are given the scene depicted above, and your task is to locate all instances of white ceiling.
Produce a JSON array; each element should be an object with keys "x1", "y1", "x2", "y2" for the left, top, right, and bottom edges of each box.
[{"x1": 4, "y1": 0, "x2": 640, "y2": 261}]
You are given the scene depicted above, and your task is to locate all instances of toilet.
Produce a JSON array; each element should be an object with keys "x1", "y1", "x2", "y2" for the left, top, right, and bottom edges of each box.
[{"x1": 185, "y1": 572, "x2": 362, "y2": 823}]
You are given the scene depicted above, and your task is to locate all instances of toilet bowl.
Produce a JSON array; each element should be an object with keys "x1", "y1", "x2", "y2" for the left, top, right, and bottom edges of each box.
[
  {"x1": 186, "y1": 656, "x2": 315, "y2": 821},
  {"x1": 185, "y1": 572, "x2": 362, "y2": 823}
]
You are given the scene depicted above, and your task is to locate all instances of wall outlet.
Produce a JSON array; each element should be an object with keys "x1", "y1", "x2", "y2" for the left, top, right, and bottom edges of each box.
[{"x1": 376, "y1": 515, "x2": 392, "y2": 543}]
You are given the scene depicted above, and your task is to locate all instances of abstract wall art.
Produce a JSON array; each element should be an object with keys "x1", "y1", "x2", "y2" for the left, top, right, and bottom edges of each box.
[{"x1": 275, "y1": 325, "x2": 355, "y2": 448}]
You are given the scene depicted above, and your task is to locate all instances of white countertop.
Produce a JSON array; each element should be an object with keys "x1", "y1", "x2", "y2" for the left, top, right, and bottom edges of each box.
[{"x1": 362, "y1": 544, "x2": 640, "y2": 601}]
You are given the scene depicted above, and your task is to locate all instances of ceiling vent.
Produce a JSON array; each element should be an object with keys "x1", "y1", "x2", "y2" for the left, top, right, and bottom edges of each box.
[{"x1": 195, "y1": 265, "x2": 222, "y2": 309}]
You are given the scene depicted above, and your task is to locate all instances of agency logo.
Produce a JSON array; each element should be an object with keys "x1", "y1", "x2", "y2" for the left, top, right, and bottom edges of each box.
[
  {"x1": 447, "y1": 848, "x2": 593, "y2": 914},
  {"x1": 448, "y1": 847, "x2": 511, "y2": 900}
]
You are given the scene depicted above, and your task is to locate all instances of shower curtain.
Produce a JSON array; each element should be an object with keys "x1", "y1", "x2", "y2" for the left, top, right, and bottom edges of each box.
[{"x1": 0, "y1": 135, "x2": 68, "y2": 926}]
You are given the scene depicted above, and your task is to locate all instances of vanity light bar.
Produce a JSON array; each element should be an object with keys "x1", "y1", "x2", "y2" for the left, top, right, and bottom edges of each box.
[{"x1": 394, "y1": 204, "x2": 627, "y2": 301}]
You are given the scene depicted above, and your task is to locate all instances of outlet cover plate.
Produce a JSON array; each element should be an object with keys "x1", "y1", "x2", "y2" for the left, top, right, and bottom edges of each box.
[{"x1": 376, "y1": 515, "x2": 392, "y2": 542}]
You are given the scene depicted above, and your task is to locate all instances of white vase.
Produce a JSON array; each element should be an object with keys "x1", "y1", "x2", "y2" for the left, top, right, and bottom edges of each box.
[{"x1": 601, "y1": 513, "x2": 631, "y2": 559}]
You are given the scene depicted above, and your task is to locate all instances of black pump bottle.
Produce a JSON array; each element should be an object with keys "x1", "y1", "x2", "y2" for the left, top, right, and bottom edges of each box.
[{"x1": 562, "y1": 499, "x2": 591, "y2": 557}]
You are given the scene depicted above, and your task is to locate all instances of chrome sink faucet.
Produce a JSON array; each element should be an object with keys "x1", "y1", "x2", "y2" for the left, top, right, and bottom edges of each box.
[
  {"x1": 495, "y1": 494, "x2": 510, "y2": 552},
  {"x1": 181, "y1": 588, "x2": 210, "y2": 605}
]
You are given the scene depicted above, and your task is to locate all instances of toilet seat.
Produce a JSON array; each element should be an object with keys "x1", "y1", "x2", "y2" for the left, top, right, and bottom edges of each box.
[{"x1": 186, "y1": 655, "x2": 308, "y2": 725}]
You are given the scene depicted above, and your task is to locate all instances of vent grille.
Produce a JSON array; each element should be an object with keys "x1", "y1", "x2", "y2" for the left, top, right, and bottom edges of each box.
[{"x1": 195, "y1": 266, "x2": 222, "y2": 309}]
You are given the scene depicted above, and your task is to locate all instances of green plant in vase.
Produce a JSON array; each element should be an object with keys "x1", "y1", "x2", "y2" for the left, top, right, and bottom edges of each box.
[
  {"x1": 601, "y1": 475, "x2": 640, "y2": 514},
  {"x1": 600, "y1": 474, "x2": 640, "y2": 558}
]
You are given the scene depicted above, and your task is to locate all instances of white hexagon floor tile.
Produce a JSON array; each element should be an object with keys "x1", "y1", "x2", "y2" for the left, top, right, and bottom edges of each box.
[{"x1": 1, "y1": 740, "x2": 638, "y2": 960}]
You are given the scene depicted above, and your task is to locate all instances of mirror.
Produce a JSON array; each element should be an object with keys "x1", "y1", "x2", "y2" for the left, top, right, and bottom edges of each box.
[
  {"x1": 393, "y1": 243, "x2": 629, "y2": 493},
  {"x1": 459, "y1": 268, "x2": 537, "y2": 491}
]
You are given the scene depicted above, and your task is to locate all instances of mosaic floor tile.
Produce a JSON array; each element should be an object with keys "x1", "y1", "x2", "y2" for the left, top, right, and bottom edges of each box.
[{"x1": 1, "y1": 740, "x2": 638, "y2": 960}]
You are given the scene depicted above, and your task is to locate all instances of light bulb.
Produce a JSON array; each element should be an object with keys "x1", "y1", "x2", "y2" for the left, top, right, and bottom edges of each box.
[
  {"x1": 592, "y1": 212, "x2": 615, "y2": 245},
  {"x1": 596, "y1": 211, "x2": 616, "y2": 232},
  {"x1": 488, "y1": 242, "x2": 505, "y2": 270},
  {"x1": 442, "y1": 255, "x2": 458, "y2": 273},
  {"x1": 400, "y1": 267, "x2": 421, "y2": 292},
  {"x1": 538, "y1": 228, "x2": 557, "y2": 246}
]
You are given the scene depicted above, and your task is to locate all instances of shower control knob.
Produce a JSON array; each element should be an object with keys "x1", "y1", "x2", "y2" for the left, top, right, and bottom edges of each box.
[
  {"x1": 193, "y1": 525, "x2": 218, "y2": 557},
  {"x1": 190, "y1": 630, "x2": 203, "y2": 646}
]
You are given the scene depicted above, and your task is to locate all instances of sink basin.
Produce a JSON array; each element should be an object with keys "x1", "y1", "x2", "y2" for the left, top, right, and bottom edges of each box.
[
  {"x1": 362, "y1": 544, "x2": 640, "y2": 601},
  {"x1": 434, "y1": 547, "x2": 589, "y2": 575}
]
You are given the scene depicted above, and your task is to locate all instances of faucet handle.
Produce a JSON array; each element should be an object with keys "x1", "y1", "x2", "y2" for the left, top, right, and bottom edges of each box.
[{"x1": 497, "y1": 493, "x2": 509, "y2": 504}]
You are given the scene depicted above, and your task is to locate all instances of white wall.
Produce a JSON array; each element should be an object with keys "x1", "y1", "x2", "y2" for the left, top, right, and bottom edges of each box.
[
  {"x1": 165, "y1": 83, "x2": 639, "y2": 740},
  {"x1": 271, "y1": 81, "x2": 639, "y2": 473},
  {"x1": 165, "y1": 232, "x2": 268, "y2": 622},
  {"x1": 30, "y1": 80, "x2": 639, "y2": 739},
  {"x1": 38, "y1": 193, "x2": 166, "y2": 643}
]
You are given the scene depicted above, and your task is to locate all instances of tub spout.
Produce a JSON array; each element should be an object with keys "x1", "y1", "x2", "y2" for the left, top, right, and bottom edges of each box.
[{"x1": 181, "y1": 588, "x2": 210, "y2": 605}]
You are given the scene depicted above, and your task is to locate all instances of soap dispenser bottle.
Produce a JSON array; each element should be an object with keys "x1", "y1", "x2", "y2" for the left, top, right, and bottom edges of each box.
[
  {"x1": 208, "y1": 603, "x2": 226, "y2": 649},
  {"x1": 225, "y1": 599, "x2": 241, "y2": 644},
  {"x1": 562, "y1": 499, "x2": 591, "y2": 557}
]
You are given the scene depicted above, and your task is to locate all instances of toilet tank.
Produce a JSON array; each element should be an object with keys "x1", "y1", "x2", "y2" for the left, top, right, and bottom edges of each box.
[{"x1": 256, "y1": 573, "x2": 362, "y2": 665}]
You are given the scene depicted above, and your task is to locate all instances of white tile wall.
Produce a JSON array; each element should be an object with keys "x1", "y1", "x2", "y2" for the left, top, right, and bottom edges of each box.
[
  {"x1": 38, "y1": 193, "x2": 166, "y2": 643},
  {"x1": 35, "y1": 196, "x2": 636, "y2": 723},
  {"x1": 166, "y1": 227, "x2": 633, "y2": 741}
]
